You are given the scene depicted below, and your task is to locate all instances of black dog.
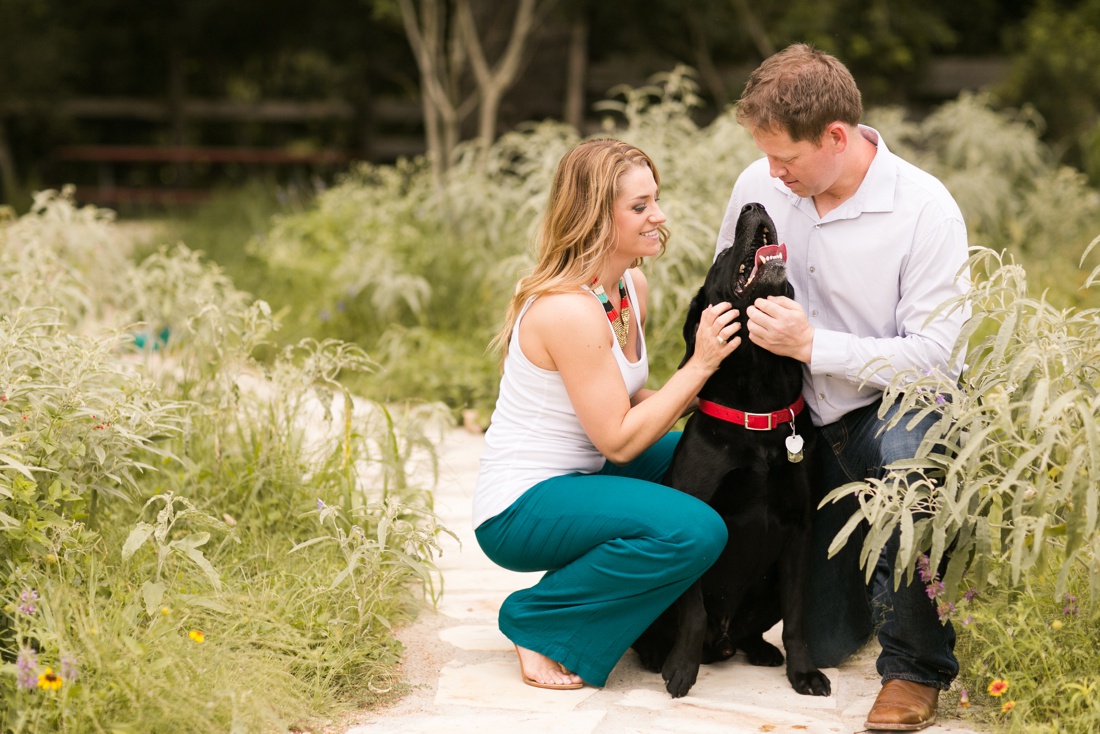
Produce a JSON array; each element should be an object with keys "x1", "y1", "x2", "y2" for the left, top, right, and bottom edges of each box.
[{"x1": 632, "y1": 202, "x2": 831, "y2": 699}]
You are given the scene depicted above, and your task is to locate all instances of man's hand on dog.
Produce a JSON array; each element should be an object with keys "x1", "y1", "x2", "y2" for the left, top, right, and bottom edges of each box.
[{"x1": 746, "y1": 296, "x2": 814, "y2": 363}]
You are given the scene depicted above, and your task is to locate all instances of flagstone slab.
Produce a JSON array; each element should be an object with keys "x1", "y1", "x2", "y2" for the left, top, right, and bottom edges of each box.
[
  {"x1": 440, "y1": 567, "x2": 542, "y2": 593},
  {"x1": 436, "y1": 590, "x2": 508, "y2": 620},
  {"x1": 615, "y1": 689, "x2": 837, "y2": 733},
  {"x1": 435, "y1": 660, "x2": 600, "y2": 711},
  {"x1": 345, "y1": 710, "x2": 605, "y2": 734},
  {"x1": 438, "y1": 623, "x2": 511, "y2": 651}
]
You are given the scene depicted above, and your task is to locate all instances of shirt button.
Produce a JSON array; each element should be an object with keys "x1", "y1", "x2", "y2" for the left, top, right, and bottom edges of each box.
[
  {"x1": 809, "y1": 266, "x2": 815, "y2": 273},
  {"x1": 814, "y1": 224, "x2": 821, "y2": 229},
  {"x1": 818, "y1": 393, "x2": 825, "y2": 400},
  {"x1": 812, "y1": 309, "x2": 818, "y2": 317}
]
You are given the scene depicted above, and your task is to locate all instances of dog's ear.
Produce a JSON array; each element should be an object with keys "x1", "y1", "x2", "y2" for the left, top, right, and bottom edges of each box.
[{"x1": 679, "y1": 287, "x2": 707, "y2": 369}]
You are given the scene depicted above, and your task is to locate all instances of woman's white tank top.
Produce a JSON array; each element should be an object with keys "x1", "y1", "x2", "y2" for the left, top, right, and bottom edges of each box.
[{"x1": 472, "y1": 270, "x2": 648, "y2": 528}]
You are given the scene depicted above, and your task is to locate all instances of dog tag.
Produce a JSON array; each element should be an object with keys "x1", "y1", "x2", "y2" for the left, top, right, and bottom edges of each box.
[{"x1": 785, "y1": 433, "x2": 805, "y2": 463}]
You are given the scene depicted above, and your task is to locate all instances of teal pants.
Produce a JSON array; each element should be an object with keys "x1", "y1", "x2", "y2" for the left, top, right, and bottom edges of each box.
[{"x1": 474, "y1": 433, "x2": 728, "y2": 686}]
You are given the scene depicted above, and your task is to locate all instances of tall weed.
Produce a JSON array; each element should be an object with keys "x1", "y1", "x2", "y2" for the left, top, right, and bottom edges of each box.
[
  {"x1": 823, "y1": 243, "x2": 1100, "y2": 731},
  {"x1": 1, "y1": 190, "x2": 452, "y2": 731}
]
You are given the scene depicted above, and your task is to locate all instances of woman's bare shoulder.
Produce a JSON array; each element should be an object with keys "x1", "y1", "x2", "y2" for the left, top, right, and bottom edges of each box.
[{"x1": 525, "y1": 290, "x2": 602, "y2": 323}]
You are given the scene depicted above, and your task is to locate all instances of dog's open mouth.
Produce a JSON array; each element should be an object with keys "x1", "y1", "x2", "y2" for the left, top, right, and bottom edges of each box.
[{"x1": 736, "y1": 239, "x2": 788, "y2": 295}]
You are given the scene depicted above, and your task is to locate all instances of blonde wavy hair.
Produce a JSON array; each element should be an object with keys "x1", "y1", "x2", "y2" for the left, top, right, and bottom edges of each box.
[{"x1": 490, "y1": 138, "x2": 669, "y2": 362}]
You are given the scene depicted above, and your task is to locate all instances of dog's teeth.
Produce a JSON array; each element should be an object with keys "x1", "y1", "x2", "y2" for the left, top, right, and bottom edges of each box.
[{"x1": 739, "y1": 264, "x2": 745, "y2": 274}]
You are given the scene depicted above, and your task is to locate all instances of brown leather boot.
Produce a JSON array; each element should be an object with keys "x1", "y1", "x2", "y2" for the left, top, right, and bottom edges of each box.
[{"x1": 864, "y1": 679, "x2": 940, "y2": 731}]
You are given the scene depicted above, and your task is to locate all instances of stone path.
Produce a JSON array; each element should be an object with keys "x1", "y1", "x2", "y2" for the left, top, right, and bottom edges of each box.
[{"x1": 344, "y1": 428, "x2": 986, "y2": 734}]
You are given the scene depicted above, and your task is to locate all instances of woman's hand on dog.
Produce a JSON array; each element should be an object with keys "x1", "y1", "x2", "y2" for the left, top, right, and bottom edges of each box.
[{"x1": 692, "y1": 302, "x2": 741, "y2": 372}]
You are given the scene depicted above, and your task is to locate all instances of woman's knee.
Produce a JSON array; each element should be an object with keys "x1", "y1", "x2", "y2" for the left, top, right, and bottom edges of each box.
[{"x1": 665, "y1": 502, "x2": 727, "y2": 570}]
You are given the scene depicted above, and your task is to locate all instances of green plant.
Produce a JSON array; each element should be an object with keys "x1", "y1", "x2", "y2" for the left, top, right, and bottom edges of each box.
[
  {"x1": 817, "y1": 240, "x2": 1100, "y2": 733},
  {"x1": 1, "y1": 188, "x2": 454, "y2": 731}
]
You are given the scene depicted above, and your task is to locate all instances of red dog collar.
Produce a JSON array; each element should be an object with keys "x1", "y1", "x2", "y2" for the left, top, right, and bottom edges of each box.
[{"x1": 697, "y1": 394, "x2": 805, "y2": 431}]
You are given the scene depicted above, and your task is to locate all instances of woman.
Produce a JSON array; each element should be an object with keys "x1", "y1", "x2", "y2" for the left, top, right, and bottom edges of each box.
[{"x1": 473, "y1": 138, "x2": 741, "y2": 689}]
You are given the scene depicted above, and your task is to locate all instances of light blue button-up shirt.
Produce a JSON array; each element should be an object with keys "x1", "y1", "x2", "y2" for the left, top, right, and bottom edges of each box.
[{"x1": 715, "y1": 127, "x2": 970, "y2": 426}]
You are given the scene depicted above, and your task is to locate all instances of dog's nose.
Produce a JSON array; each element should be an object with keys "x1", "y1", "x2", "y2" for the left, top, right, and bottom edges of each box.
[{"x1": 741, "y1": 203, "x2": 763, "y2": 214}]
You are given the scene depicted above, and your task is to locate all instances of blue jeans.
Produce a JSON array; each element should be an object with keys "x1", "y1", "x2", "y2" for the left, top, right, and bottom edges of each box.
[{"x1": 804, "y1": 400, "x2": 958, "y2": 690}]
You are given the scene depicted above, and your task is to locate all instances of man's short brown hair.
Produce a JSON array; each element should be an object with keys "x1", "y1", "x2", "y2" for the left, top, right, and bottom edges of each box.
[{"x1": 735, "y1": 44, "x2": 862, "y2": 143}]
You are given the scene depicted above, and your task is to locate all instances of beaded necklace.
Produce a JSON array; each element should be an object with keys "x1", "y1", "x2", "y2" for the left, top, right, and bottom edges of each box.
[{"x1": 586, "y1": 278, "x2": 631, "y2": 349}]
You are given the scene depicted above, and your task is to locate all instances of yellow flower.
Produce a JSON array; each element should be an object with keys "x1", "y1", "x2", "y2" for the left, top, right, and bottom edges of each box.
[
  {"x1": 1051, "y1": 619, "x2": 1064, "y2": 631},
  {"x1": 188, "y1": 629, "x2": 205, "y2": 643},
  {"x1": 37, "y1": 668, "x2": 63, "y2": 691},
  {"x1": 161, "y1": 607, "x2": 171, "y2": 616},
  {"x1": 1002, "y1": 700, "x2": 1016, "y2": 713},
  {"x1": 988, "y1": 679, "x2": 1009, "y2": 697}
]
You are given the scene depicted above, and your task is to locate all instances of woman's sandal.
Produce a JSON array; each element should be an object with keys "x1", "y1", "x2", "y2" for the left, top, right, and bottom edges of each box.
[{"x1": 514, "y1": 644, "x2": 583, "y2": 690}]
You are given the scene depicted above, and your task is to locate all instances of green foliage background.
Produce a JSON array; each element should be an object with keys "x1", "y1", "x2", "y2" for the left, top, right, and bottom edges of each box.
[
  {"x1": 174, "y1": 71, "x2": 1100, "y2": 731},
  {"x1": 6, "y1": 67, "x2": 1100, "y2": 731},
  {"x1": 1, "y1": 191, "x2": 453, "y2": 731}
]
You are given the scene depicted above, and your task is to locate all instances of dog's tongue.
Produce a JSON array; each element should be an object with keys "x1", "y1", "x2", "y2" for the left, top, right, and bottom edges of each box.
[
  {"x1": 746, "y1": 243, "x2": 788, "y2": 285},
  {"x1": 754, "y1": 243, "x2": 787, "y2": 268}
]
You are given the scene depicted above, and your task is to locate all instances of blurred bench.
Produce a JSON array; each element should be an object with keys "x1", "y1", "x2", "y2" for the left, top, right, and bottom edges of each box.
[{"x1": 53, "y1": 145, "x2": 357, "y2": 205}]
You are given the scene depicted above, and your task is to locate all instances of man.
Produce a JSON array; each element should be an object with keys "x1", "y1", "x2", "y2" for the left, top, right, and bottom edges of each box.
[{"x1": 714, "y1": 44, "x2": 970, "y2": 731}]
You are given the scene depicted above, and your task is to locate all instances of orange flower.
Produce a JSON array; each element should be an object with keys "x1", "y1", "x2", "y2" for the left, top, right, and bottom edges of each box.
[
  {"x1": 188, "y1": 629, "x2": 205, "y2": 643},
  {"x1": 1002, "y1": 700, "x2": 1016, "y2": 713},
  {"x1": 988, "y1": 679, "x2": 1009, "y2": 697}
]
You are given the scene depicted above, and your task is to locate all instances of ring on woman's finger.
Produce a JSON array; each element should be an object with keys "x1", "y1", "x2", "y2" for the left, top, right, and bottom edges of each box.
[{"x1": 716, "y1": 335, "x2": 726, "y2": 345}]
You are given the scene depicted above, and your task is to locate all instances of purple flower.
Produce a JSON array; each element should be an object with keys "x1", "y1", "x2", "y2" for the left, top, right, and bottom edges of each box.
[
  {"x1": 16, "y1": 647, "x2": 38, "y2": 690},
  {"x1": 917, "y1": 555, "x2": 934, "y2": 584},
  {"x1": 18, "y1": 588, "x2": 38, "y2": 615},
  {"x1": 935, "y1": 394, "x2": 947, "y2": 406},
  {"x1": 317, "y1": 498, "x2": 325, "y2": 511},
  {"x1": 1062, "y1": 593, "x2": 1079, "y2": 616},
  {"x1": 964, "y1": 587, "x2": 978, "y2": 602},
  {"x1": 60, "y1": 654, "x2": 79, "y2": 682}
]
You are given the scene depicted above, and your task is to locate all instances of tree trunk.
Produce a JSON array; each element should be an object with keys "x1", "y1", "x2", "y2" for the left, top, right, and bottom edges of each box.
[
  {"x1": 399, "y1": 0, "x2": 476, "y2": 185},
  {"x1": 564, "y1": 13, "x2": 588, "y2": 132},
  {"x1": 687, "y1": 12, "x2": 728, "y2": 104},
  {"x1": 730, "y1": 0, "x2": 775, "y2": 60},
  {"x1": 459, "y1": 0, "x2": 542, "y2": 169},
  {"x1": 0, "y1": 117, "x2": 19, "y2": 206}
]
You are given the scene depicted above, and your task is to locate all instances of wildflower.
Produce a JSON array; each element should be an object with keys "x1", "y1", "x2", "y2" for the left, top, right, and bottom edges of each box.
[
  {"x1": 60, "y1": 655, "x2": 79, "y2": 682},
  {"x1": 988, "y1": 679, "x2": 1009, "y2": 697},
  {"x1": 935, "y1": 394, "x2": 946, "y2": 406},
  {"x1": 18, "y1": 588, "x2": 38, "y2": 615},
  {"x1": 958, "y1": 688, "x2": 970, "y2": 708},
  {"x1": 161, "y1": 606, "x2": 171, "y2": 616},
  {"x1": 16, "y1": 648, "x2": 38, "y2": 690},
  {"x1": 963, "y1": 587, "x2": 978, "y2": 602},
  {"x1": 962, "y1": 615, "x2": 975, "y2": 627},
  {"x1": 37, "y1": 667, "x2": 63, "y2": 691},
  {"x1": 188, "y1": 629, "x2": 205, "y2": 643},
  {"x1": 317, "y1": 498, "x2": 325, "y2": 511},
  {"x1": 1063, "y1": 593, "x2": 1079, "y2": 616},
  {"x1": 1051, "y1": 619, "x2": 1064, "y2": 631},
  {"x1": 1002, "y1": 700, "x2": 1016, "y2": 713},
  {"x1": 917, "y1": 555, "x2": 934, "y2": 584}
]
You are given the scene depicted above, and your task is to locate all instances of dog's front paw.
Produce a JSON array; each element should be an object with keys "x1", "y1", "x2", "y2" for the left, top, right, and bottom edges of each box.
[
  {"x1": 741, "y1": 636, "x2": 784, "y2": 667},
  {"x1": 633, "y1": 645, "x2": 666, "y2": 674},
  {"x1": 789, "y1": 669, "x2": 832, "y2": 697},
  {"x1": 661, "y1": 658, "x2": 699, "y2": 698}
]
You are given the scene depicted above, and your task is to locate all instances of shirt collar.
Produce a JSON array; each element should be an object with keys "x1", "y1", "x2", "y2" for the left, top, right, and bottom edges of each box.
[{"x1": 772, "y1": 124, "x2": 897, "y2": 221}]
